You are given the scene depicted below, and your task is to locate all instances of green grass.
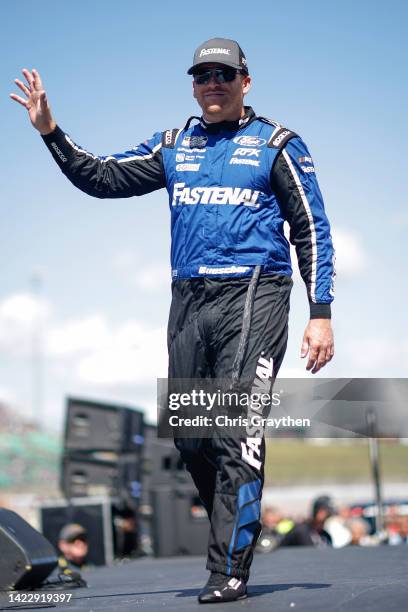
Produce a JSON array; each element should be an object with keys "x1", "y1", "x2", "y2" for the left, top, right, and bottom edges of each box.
[{"x1": 264, "y1": 440, "x2": 408, "y2": 485}]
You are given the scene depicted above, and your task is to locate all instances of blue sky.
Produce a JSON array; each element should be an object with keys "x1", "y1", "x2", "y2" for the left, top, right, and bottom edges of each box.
[{"x1": 0, "y1": 0, "x2": 407, "y2": 430}]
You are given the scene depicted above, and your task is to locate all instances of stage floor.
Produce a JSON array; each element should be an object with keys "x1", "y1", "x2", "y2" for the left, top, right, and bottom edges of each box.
[{"x1": 1, "y1": 546, "x2": 407, "y2": 611}]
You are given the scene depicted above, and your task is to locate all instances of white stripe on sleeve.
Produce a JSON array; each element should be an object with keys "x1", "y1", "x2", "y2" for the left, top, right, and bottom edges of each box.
[{"x1": 282, "y1": 149, "x2": 317, "y2": 302}]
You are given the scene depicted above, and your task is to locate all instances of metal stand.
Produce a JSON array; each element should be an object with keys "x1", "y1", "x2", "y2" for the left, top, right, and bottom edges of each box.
[{"x1": 366, "y1": 407, "x2": 384, "y2": 535}]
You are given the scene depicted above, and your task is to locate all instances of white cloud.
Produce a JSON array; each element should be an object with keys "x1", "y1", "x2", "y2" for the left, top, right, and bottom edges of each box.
[
  {"x1": 331, "y1": 228, "x2": 367, "y2": 277},
  {"x1": 135, "y1": 264, "x2": 171, "y2": 292},
  {"x1": 77, "y1": 323, "x2": 167, "y2": 385},
  {"x1": 0, "y1": 293, "x2": 51, "y2": 353},
  {"x1": 47, "y1": 315, "x2": 111, "y2": 355},
  {"x1": 0, "y1": 288, "x2": 168, "y2": 390},
  {"x1": 285, "y1": 224, "x2": 367, "y2": 280},
  {"x1": 46, "y1": 311, "x2": 168, "y2": 385},
  {"x1": 112, "y1": 250, "x2": 170, "y2": 293},
  {"x1": 0, "y1": 293, "x2": 50, "y2": 325},
  {"x1": 0, "y1": 385, "x2": 18, "y2": 406}
]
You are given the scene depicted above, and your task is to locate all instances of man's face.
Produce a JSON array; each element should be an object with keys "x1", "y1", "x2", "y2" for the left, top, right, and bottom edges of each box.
[
  {"x1": 58, "y1": 537, "x2": 88, "y2": 566},
  {"x1": 192, "y1": 63, "x2": 251, "y2": 121}
]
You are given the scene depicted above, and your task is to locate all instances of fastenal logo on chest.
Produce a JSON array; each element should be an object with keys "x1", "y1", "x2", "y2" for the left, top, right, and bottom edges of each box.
[{"x1": 172, "y1": 182, "x2": 261, "y2": 207}]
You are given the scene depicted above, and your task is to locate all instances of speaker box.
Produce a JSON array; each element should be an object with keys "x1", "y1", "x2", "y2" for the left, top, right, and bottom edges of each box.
[
  {"x1": 0, "y1": 509, "x2": 58, "y2": 590},
  {"x1": 40, "y1": 497, "x2": 114, "y2": 566},
  {"x1": 151, "y1": 485, "x2": 209, "y2": 557},
  {"x1": 64, "y1": 397, "x2": 144, "y2": 453},
  {"x1": 142, "y1": 425, "x2": 188, "y2": 490},
  {"x1": 60, "y1": 453, "x2": 142, "y2": 505}
]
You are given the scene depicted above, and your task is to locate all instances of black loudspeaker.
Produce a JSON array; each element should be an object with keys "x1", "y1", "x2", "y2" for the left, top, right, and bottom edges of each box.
[
  {"x1": 61, "y1": 453, "x2": 142, "y2": 505},
  {"x1": 40, "y1": 498, "x2": 114, "y2": 566},
  {"x1": 151, "y1": 485, "x2": 209, "y2": 557},
  {"x1": 142, "y1": 425, "x2": 188, "y2": 489},
  {"x1": 0, "y1": 509, "x2": 58, "y2": 590},
  {"x1": 64, "y1": 398, "x2": 144, "y2": 453}
]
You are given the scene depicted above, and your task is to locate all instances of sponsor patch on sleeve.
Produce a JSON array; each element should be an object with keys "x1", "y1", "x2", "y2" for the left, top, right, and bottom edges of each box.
[{"x1": 175, "y1": 163, "x2": 200, "y2": 172}]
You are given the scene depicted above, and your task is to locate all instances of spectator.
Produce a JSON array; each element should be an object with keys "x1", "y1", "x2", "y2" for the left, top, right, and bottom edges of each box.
[
  {"x1": 280, "y1": 495, "x2": 334, "y2": 547},
  {"x1": 385, "y1": 505, "x2": 404, "y2": 545},
  {"x1": 57, "y1": 523, "x2": 88, "y2": 569},
  {"x1": 113, "y1": 508, "x2": 139, "y2": 558},
  {"x1": 345, "y1": 517, "x2": 370, "y2": 545},
  {"x1": 256, "y1": 506, "x2": 294, "y2": 553},
  {"x1": 262, "y1": 506, "x2": 283, "y2": 531},
  {"x1": 324, "y1": 504, "x2": 352, "y2": 548},
  {"x1": 399, "y1": 515, "x2": 408, "y2": 544}
]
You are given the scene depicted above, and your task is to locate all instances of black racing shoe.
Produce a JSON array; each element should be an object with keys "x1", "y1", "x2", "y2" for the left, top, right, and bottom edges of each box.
[{"x1": 198, "y1": 572, "x2": 247, "y2": 604}]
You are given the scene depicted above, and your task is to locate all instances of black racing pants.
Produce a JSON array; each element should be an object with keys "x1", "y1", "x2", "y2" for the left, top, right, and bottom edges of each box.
[{"x1": 167, "y1": 274, "x2": 292, "y2": 580}]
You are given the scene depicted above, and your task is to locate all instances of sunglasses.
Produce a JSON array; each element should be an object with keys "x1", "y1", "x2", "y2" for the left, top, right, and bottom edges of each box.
[{"x1": 193, "y1": 68, "x2": 240, "y2": 85}]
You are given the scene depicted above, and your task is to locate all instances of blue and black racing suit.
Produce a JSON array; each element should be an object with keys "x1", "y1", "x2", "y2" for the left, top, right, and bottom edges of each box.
[{"x1": 42, "y1": 106, "x2": 335, "y2": 579}]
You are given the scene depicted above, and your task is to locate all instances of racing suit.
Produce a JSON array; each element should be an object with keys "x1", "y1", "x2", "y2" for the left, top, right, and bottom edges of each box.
[{"x1": 42, "y1": 106, "x2": 335, "y2": 579}]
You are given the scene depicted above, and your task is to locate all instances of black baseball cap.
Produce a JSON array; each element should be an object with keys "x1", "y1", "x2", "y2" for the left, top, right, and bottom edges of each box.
[
  {"x1": 58, "y1": 523, "x2": 87, "y2": 543},
  {"x1": 187, "y1": 38, "x2": 248, "y2": 75},
  {"x1": 312, "y1": 495, "x2": 336, "y2": 518}
]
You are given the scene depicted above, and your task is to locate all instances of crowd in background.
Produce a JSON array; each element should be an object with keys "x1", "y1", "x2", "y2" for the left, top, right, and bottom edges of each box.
[
  {"x1": 257, "y1": 495, "x2": 408, "y2": 553},
  {"x1": 55, "y1": 494, "x2": 408, "y2": 571}
]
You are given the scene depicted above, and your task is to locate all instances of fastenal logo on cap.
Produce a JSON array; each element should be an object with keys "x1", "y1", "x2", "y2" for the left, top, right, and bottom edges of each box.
[
  {"x1": 199, "y1": 47, "x2": 231, "y2": 57},
  {"x1": 187, "y1": 37, "x2": 249, "y2": 75}
]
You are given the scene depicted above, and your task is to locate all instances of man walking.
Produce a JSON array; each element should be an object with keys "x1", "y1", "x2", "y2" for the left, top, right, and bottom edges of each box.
[{"x1": 11, "y1": 38, "x2": 335, "y2": 603}]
